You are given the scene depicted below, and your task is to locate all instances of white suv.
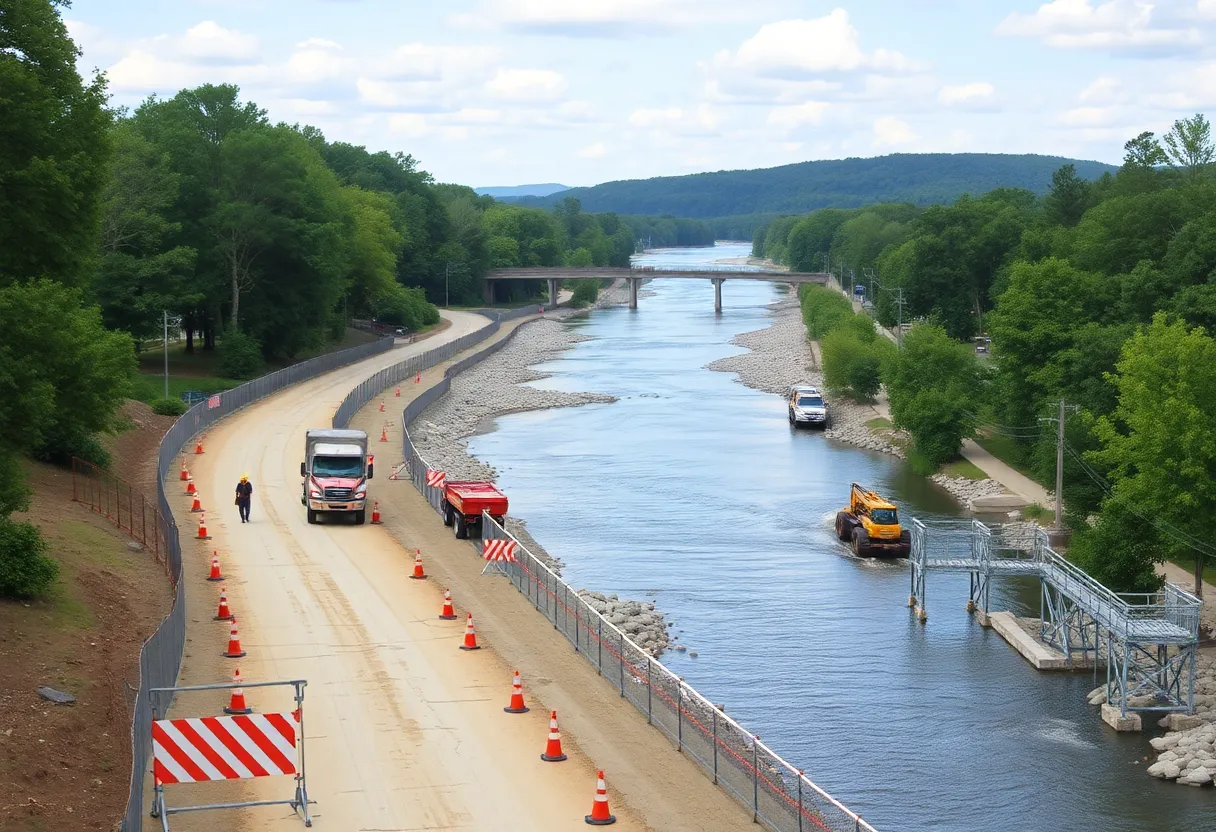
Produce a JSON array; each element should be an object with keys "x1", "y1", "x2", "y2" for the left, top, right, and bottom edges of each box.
[{"x1": 787, "y1": 385, "x2": 831, "y2": 429}]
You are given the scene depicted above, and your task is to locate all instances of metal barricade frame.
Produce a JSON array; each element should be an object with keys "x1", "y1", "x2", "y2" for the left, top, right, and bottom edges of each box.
[{"x1": 148, "y1": 680, "x2": 312, "y2": 829}]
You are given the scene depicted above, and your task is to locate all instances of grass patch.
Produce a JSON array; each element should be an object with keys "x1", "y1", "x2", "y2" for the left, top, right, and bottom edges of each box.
[
  {"x1": 1022, "y1": 502, "x2": 1054, "y2": 523},
  {"x1": 974, "y1": 432, "x2": 1038, "y2": 479},
  {"x1": 865, "y1": 417, "x2": 892, "y2": 430},
  {"x1": 1166, "y1": 554, "x2": 1216, "y2": 586},
  {"x1": 131, "y1": 373, "x2": 243, "y2": 405},
  {"x1": 61, "y1": 521, "x2": 138, "y2": 572},
  {"x1": 939, "y1": 457, "x2": 988, "y2": 480}
]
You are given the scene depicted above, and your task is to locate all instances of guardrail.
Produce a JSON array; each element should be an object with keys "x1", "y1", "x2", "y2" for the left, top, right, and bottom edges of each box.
[
  {"x1": 392, "y1": 320, "x2": 879, "y2": 832},
  {"x1": 120, "y1": 334, "x2": 394, "y2": 832}
]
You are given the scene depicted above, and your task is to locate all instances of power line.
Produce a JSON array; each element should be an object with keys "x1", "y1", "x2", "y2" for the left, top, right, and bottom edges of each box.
[{"x1": 1062, "y1": 441, "x2": 1216, "y2": 559}]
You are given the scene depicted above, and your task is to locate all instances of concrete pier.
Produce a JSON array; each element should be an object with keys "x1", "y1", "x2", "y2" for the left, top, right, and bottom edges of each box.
[
  {"x1": 547, "y1": 278, "x2": 558, "y2": 308},
  {"x1": 712, "y1": 277, "x2": 723, "y2": 313},
  {"x1": 629, "y1": 277, "x2": 639, "y2": 310},
  {"x1": 987, "y1": 611, "x2": 1071, "y2": 670}
]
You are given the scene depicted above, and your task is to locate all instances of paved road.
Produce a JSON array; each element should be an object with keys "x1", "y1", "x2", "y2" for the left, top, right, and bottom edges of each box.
[{"x1": 166, "y1": 308, "x2": 746, "y2": 831}]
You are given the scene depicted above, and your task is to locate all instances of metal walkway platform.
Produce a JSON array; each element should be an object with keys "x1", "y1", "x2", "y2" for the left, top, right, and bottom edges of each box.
[{"x1": 908, "y1": 520, "x2": 1201, "y2": 717}]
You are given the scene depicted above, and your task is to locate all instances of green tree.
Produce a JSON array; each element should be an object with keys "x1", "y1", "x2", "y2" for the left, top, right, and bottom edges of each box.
[
  {"x1": 1044, "y1": 164, "x2": 1091, "y2": 228},
  {"x1": 885, "y1": 324, "x2": 980, "y2": 469},
  {"x1": 339, "y1": 186, "x2": 402, "y2": 316},
  {"x1": 0, "y1": 0, "x2": 111, "y2": 287},
  {"x1": 1068, "y1": 495, "x2": 1163, "y2": 592},
  {"x1": 1163, "y1": 114, "x2": 1214, "y2": 181},
  {"x1": 1090, "y1": 314, "x2": 1216, "y2": 591}
]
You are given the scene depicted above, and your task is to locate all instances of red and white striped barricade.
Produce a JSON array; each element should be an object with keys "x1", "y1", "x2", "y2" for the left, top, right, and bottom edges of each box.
[
  {"x1": 482, "y1": 538, "x2": 518, "y2": 576},
  {"x1": 425, "y1": 469, "x2": 446, "y2": 489},
  {"x1": 149, "y1": 678, "x2": 312, "y2": 828}
]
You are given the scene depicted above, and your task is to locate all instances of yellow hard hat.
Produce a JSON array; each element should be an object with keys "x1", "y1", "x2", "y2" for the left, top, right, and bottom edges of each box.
[{"x1": 240, "y1": 474, "x2": 248, "y2": 481}]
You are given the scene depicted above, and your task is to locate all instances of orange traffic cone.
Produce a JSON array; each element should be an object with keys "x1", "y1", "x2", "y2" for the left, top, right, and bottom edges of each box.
[
  {"x1": 223, "y1": 667, "x2": 252, "y2": 715},
  {"x1": 460, "y1": 612, "x2": 480, "y2": 651},
  {"x1": 380, "y1": 425, "x2": 388, "y2": 442},
  {"x1": 439, "y1": 589, "x2": 457, "y2": 620},
  {"x1": 185, "y1": 477, "x2": 196, "y2": 495},
  {"x1": 194, "y1": 438, "x2": 204, "y2": 455},
  {"x1": 197, "y1": 513, "x2": 211, "y2": 540},
  {"x1": 379, "y1": 400, "x2": 385, "y2": 412},
  {"x1": 223, "y1": 618, "x2": 246, "y2": 658},
  {"x1": 371, "y1": 501, "x2": 382, "y2": 524},
  {"x1": 214, "y1": 587, "x2": 234, "y2": 621},
  {"x1": 585, "y1": 770, "x2": 616, "y2": 825},
  {"x1": 540, "y1": 711, "x2": 567, "y2": 761},
  {"x1": 409, "y1": 549, "x2": 426, "y2": 580},
  {"x1": 180, "y1": 463, "x2": 190, "y2": 481},
  {"x1": 504, "y1": 670, "x2": 529, "y2": 714},
  {"x1": 206, "y1": 552, "x2": 224, "y2": 581},
  {"x1": 190, "y1": 493, "x2": 203, "y2": 513},
  {"x1": 395, "y1": 386, "x2": 401, "y2": 398}
]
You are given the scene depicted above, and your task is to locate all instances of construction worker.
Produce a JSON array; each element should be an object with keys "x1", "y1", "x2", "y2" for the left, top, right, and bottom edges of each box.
[{"x1": 235, "y1": 474, "x2": 253, "y2": 523}]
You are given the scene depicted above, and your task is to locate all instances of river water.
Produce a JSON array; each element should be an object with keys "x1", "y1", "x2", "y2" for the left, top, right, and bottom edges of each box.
[{"x1": 467, "y1": 243, "x2": 1207, "y2": 831}]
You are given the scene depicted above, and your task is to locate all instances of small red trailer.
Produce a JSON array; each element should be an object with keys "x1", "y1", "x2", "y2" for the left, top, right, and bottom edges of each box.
[{"x1": 441, "y1": 481, "x2": 508, "y2": 539}]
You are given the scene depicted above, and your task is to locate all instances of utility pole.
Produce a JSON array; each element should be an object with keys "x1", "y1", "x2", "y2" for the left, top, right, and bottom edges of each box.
[
  {"x1": 894, "y1": 288, "x2": 907, "y2": 349},
  {"x1": 1041, "y1": 401, "x2": 1081, "y2": 529},
  {"x1": 163, "y1": 310, "x2": 169, "y2": 400}
]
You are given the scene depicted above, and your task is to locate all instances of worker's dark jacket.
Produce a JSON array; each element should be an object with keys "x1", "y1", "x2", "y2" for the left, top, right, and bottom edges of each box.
[{"x1": 235, "y1": 481, "x2": 253, "y2": 505}]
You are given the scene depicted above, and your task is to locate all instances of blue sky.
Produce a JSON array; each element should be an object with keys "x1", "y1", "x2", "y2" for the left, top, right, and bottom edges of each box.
[{"x1": 67, "y1": 1, "x2": 1216, "y2": 187}]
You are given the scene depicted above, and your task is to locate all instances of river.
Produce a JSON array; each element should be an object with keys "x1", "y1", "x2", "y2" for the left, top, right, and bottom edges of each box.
[{"x1": 466, "y1": 243, "x2": 1207, "y2": 831}]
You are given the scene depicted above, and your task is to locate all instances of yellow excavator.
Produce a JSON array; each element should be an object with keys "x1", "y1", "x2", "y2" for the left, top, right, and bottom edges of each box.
[{"x1": 834, "y1": 483, "x2": 912, "y2": 558}]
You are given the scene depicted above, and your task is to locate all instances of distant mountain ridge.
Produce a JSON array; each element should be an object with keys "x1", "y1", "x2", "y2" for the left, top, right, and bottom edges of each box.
[
  {"x1": 475, "y1": 183, "x2": 569, "y2": 198},
  {"x1": 504, "y1": 153, "x2": 1118, "y2": 218}
]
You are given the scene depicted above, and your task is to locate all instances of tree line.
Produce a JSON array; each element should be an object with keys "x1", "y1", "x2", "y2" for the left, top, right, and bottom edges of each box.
[
  {"x1": 0, "y1": 1, "x2": 712, "y2": 598},
  {"x1": 764, "y1": 115, "x2": 1216, "y2": 592}
]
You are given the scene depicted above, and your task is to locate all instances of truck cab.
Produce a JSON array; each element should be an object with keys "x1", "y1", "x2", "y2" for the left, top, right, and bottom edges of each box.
[{"x1": 301, "y1": 429, "x2": 373, "y2": 525}]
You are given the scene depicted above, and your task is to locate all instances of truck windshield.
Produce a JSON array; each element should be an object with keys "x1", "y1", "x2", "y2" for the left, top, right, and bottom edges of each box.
[
  {"x1": 798, "y1": 396, "x2": 823, "y2": 407},
  {"x1": 870, "y1": 509, "x2": 898, "y2": 525},
  {"x1": 312, "y1": 455, "x2": 364, "y2": 477}
]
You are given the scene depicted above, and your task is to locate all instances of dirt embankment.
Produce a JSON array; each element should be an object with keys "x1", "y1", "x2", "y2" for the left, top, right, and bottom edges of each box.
[{"x1": 0, "y1": 454, "x2": 174, "y2": 830}]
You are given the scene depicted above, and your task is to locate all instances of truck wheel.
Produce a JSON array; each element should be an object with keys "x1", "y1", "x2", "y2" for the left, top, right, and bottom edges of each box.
[
  {"x1": 442, "y1": 502, "x2": 454, "y2": 527},
  {"x1": 454, "y1": 514, "x2": 468, "y2": 540},
  {"x1": 851, "y1": 528, "x2": 871, "y2": 557},
  {"x1": 354, "y1": 510, "x2": 366, "y2": 526},
  {"x1": 307, "y1": 510, "x2": 318, "y2": 525},
  {"x1": 835, "y1": 512, "x2": 853, "y2": 541}
]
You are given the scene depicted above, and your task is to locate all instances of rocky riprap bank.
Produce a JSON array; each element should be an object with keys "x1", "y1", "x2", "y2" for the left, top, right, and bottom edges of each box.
[
  {"x1": 1136, "y1": 652, "x2": 1216, "y2": 787},
  {"x1": 410, "y1": 284, "x2": 671, "y2": 656},
  {"x1": 705, "y1": 296, "x2": 1010, "y2": 507}
]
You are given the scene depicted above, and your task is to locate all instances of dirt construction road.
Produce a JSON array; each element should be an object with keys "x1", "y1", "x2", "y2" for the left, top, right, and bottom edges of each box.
[{"x1": 164, "y1": 309, "x2": 750, "y2": 832}]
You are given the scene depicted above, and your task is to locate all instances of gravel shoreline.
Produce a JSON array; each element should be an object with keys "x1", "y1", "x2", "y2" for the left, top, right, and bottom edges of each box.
[
  {"x1": 705, "y1": 296, "x2": 1008, "y2": 506},
  {"x1": 410, "y1": 281, "x2": 672, "y2": 656}
]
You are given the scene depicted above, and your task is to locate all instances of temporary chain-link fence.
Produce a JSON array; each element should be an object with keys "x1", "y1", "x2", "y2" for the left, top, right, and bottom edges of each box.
[
  {"x1": 119, "y1": 335, "x2": 394, "y2": 832},
  {"x1": 71, "y1": 458, "x2": 173, "y2": 570},
  {"x1": 390, "y1": 322, "x2": 880, "y2": 832}
]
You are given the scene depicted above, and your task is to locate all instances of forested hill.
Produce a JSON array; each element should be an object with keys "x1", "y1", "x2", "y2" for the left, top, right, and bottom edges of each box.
[{"x1": 508, "y1": 153, "x2": 1117, "y2": 218}]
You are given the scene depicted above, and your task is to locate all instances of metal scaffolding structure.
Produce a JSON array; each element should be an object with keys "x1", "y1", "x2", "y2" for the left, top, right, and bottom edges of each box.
[{"x1": 908, "y1": 519, "x2": 1201, "y2": 717}]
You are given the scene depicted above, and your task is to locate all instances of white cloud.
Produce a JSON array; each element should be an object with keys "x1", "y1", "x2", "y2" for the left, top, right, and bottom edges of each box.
[
  {"x1": 766, "y1": 102, "x2": 829, "y2": 130},
  {"x1": 457, "y1": 0, "x2": 754, "y2": 36},
  {"x1": 1078, "y1": 75, "x2": 1125, "y2": 104},
  {"x1": 1057, "y1": 106, "x2": 1122, "y2": 126},
  {"x1": 938, "y1": 82, "x2": 995, "y2": 106},
  {"x1": 577, "y1": 141, "x2": 609, "y2": 158},
  {"x1": 1201, "y1": 0, "x2": 1216, "y2": 19},
  {"x1": 628, "y1": 107, "x2": 684, "y2": 127},
  {"x1": 996, "y1": 1, "x2": 1201, "y2": 54},
  {"x1": 727, "y1": 11, "x2": 914, "y2": 78},
  {"x1": 485, "y1": 68, "x2": 568, "y2": 102},
  {"x1": 162, "y1": 21, "x2": 260, "y2": 65},
  {"x1": 872, "y1": 116, "x2": 918, "y2": 147}
]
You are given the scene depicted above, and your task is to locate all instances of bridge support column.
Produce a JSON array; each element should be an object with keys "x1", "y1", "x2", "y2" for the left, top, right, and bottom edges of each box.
[
  {"x1": 712, "y1": 278, "x2": 724, "y2": 314},
  {"x1": 629, "y1": 277, "x2": 639, "y2": 310},
  {"x1": 547, "y1": 278, "x2": 558, "y2": 308},
  {"x1": 482, "y1": 280, "x2": 494, "y2": 305}
]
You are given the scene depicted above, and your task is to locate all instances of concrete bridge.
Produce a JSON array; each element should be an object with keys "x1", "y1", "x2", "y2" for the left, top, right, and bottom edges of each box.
[{"x1": 484, "y1": 267, "x2": 829, "y2": 311}]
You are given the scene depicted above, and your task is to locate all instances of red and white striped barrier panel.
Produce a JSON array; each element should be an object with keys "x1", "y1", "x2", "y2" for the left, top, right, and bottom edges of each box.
[
  {"x1": 483, "y1": 539, "x2": 518, "y2": 562},
  {"x1": 425, "y1": 469, "x2": 446, "y2": 488},
  {"x1": 152, "y1": 713, "x2": 297, "y2": 784}
]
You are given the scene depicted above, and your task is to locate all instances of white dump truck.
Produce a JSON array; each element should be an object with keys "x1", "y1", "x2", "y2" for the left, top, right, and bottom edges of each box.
[{"x1": 300, "y1": 428, "x2": 374, "y2": 525}]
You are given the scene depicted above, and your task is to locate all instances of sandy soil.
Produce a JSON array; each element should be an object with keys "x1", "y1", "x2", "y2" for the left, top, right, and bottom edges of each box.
[{"x1": 161, "y1": 309, "x2": 748, "y2": 832}]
